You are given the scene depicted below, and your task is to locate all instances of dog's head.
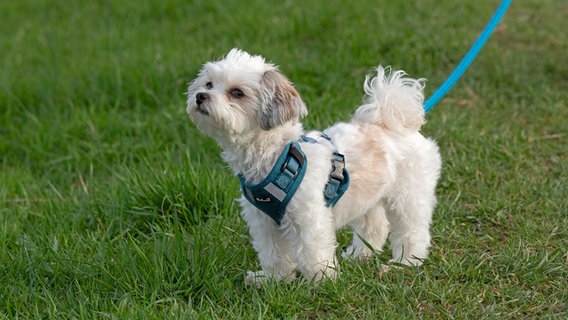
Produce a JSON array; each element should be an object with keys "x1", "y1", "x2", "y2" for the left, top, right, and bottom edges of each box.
[{"x1": 186, "y1": 49, "x2": 307, "y2": 142}]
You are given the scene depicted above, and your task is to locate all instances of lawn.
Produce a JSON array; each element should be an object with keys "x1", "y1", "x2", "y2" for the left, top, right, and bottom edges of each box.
[{"x1": 1, "y1": 0, "x2": 566, "y2": 318}]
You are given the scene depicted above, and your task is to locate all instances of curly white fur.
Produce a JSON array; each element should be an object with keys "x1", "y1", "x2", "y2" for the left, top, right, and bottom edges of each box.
[{"x1": 186, "y1": 49, "x2": 441, "y2": 286}]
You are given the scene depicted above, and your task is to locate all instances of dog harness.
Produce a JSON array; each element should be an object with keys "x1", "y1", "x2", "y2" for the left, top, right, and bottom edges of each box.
[{"x1": 238, "y1": 134, "x2": 350, "y2": 225}]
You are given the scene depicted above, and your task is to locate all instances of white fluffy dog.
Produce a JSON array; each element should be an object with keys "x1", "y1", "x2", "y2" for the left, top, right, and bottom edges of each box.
[{"x1": 186, "y1": 49, "x2": 441, "y2": 286}]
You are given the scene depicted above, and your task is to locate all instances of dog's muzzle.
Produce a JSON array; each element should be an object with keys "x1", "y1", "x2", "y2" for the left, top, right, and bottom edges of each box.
[
  {"x1": 195, "y1": 92, "x2": 210, "y2": 115},
  {"x1": 196, "y1": 92, "x2": 210, "y2": 105}
]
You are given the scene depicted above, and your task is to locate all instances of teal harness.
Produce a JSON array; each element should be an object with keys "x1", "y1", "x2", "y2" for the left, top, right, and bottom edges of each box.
[{"x1": 238, "y1": 135, "x2": 350, "y2": 225}]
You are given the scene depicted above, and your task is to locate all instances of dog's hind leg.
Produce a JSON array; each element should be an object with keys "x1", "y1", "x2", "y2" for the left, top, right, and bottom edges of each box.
[
  {"x1": 386, "y1": 193, "x2": 435, "y2": 267},
  {"x1": 343, "y1": 205, "x2": 390, "y2": 260},
  {"x1": 386, "y1": 140, "x2": 440, "y2": 267}
]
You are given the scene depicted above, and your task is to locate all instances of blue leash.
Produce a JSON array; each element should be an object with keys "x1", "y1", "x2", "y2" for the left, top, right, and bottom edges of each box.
[{"x1": 424, "y1": 0, "x2": 512, "y2": 112}]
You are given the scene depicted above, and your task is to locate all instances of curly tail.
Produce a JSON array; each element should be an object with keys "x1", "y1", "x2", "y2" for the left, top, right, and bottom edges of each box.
[{"x1": 353, "y1": 66, "x2": 426, "y2": 132}]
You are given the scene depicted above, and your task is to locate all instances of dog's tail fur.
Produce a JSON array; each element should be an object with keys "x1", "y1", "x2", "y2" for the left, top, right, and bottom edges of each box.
[{"x1": 353, "y1": 66, "x2": 426, "y2": 132}]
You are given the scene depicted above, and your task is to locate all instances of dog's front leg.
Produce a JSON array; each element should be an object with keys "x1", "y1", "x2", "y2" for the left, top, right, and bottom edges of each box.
[
  {"x1": 285, "y1": 208, "x2": 338, "y2": 282},
  {"x1": 242, "y1": 208, "x2": 297, "y2": 287}
]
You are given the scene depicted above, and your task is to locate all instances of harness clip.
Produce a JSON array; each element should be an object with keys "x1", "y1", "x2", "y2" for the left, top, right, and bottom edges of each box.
[{"x1": 330, "y1": 154, "x2": 345, "y2": 181}]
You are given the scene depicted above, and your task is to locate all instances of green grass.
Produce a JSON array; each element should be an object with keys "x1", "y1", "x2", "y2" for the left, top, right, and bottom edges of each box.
[{"x1": 1, "y1": 0, "x2": 566, "y2": 318}]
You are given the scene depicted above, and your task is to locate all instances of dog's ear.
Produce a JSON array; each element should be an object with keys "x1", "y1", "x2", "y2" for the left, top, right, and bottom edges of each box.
[{"x1": 257, "y1": 70, "x2": 308, "y2": 130}]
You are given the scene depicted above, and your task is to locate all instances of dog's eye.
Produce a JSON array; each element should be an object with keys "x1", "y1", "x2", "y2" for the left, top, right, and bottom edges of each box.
[
  {"x1": 205, "y1": 82, "x2": 213, "y2": 90},
  {"x1": 231, "y1": 88, "x2": 245, "y2": 98}
]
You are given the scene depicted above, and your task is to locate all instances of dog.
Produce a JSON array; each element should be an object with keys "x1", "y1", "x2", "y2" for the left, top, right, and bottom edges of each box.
[{"x1": 186, "y1": 49, "x2": 441, "y2": 286}]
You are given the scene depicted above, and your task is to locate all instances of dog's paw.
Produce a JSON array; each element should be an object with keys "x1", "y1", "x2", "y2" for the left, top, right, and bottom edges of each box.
[
  {"x1": 380, "y1": 263, "x2": 392, "y2": 273},
  {"x1": 380, "y1": 261, "x2": 405, "y2": 273},
  {"x1": 380, "y1": 258, "x2": 423, "y2": 272},
  {"x1": 245, "y1": 270, "x2": 277, "y2": 288},
  {"x1": 341, "y1": 245, "x2": 372, "y2": 261},
  {"x1": 245, "y1": 270, "x2": 298, "y2": 288},
  {"x1": 388, "y1": 257, "x2": 424, "y2": 267}
]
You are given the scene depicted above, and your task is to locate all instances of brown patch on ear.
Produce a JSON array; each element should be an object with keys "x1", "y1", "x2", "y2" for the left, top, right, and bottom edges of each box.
[{"x1": 257, "y1": 69, "x2": 308, "y2": 130}]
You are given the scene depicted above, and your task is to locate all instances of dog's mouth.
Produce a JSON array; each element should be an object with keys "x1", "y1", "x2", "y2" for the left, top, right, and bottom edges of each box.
[{"x1": 196, "y1": 105, "x2": 209, "y2": 116}]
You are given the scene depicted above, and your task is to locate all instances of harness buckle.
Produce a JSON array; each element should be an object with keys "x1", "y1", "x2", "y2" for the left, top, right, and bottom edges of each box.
[
  {"x1": 281, "y1": 144, "x2": 305, "y2": 179},
  {"x1": 330, "y1": 153, "x2": 345, "y2": 182},
  {"x1": 280, "y1": 161, "x2": 298, "y2": 178},
  {"x1": 288, "y1": 144, "x2": 305, "y2": 167}
]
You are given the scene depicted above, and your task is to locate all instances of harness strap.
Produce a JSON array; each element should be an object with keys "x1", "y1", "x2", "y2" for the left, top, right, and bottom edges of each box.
[
  {"x1": 306, "y1": 133, "x2": 350, "y2": 207},
  {"x1": 324, "y1": 152, "x2": 350, "y2": 207},
  {"x1": 239, "y1": 141, "x2": 307, "y2": 225}
]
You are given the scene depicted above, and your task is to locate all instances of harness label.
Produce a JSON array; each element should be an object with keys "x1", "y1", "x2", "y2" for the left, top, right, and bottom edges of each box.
[{"x1": 254, "y1": 196, "x2": 272, "y2": 203}]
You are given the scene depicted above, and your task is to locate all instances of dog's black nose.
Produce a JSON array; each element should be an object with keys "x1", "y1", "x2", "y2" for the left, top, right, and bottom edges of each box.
[{"x1": 196, "y1": 92, "x2": 210, "y2": 105}]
